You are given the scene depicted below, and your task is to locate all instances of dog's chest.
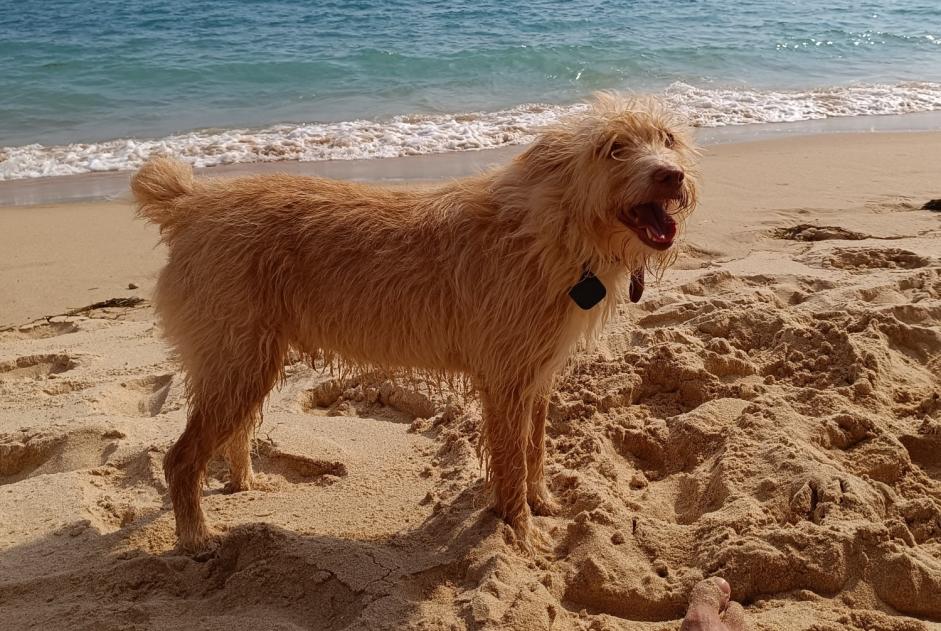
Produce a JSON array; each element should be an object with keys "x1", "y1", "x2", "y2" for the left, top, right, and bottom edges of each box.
[{"x1": 560, "y1": 270, "x2": 626, "y2": 346}]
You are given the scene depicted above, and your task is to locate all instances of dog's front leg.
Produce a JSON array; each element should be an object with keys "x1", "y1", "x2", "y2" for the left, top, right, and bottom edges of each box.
[
  {"x1": 526, "y1": 396, "x2": 561, "y2": 516},
  {"x1": 480, "y1": 388, "x2": 535, "y2": 550}
]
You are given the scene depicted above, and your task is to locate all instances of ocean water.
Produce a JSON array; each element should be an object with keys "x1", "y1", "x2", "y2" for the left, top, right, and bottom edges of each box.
[{"x1": 1, "y1": 0, "x2": 940, "y2": 180}]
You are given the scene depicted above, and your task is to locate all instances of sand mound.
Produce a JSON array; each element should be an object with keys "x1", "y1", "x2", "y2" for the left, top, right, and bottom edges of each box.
[{"x1": 542, "y1": 261, "x2": 940, "y2": 628}]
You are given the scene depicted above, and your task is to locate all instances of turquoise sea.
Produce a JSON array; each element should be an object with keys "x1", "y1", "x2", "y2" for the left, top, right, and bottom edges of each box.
[{"x1": 2, "y1": 0, "x2": 940, "y2": 179}]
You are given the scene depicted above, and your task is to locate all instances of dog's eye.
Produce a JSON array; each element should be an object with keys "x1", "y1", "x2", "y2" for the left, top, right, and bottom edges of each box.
[
  {"x1": 663, "y1": 131, "x2": 676, "y2": 148},
  {"x1": 610, "y1": 139, "x2": 632, "y2": 161}
]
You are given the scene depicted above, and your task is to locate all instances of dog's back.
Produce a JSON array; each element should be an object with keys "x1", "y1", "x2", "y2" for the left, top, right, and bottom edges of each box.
[{"x1": 131, "y1": 159, "x2": 550, "y2": 376}]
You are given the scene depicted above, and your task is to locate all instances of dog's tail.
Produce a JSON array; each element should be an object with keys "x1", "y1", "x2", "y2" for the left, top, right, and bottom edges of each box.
[{"x1": 131, "y1": 157, "x2": 195, "y2": 232}]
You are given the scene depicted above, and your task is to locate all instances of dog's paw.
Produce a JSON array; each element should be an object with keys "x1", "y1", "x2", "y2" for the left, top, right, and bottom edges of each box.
[
  {"x1": 503, "y1": 524, "x2": 536, "y2": 557},
  {"x1": 223, "y1": 473, "x2": 273, "y2": 494},
  {"x1": 503, "y1": 520, "x2": 552, "y2": 557},
  {"x1": 175, "y1": 529, "x2": 221, "y2": 560},
  {"x1": 528, "y1": 491, "x2": 562, "y2": 517},
  {"x1": 500, "y1": 506, "x2": 554, "y2": 556},
  {"x1": 192, "y1": 538, "x2": 222, "y2": 562},
  {"x1": 222, "y1": 478, "x2": 251, "y2": 494},
  {"x1": 527, "y1": 480, "x2": 562, "y2": 516}
]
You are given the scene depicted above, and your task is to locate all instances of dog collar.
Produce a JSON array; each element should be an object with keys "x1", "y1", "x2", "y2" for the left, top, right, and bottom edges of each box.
[
  {"x1": 569, "y1": 269, "x2": 606, "y2": 310},
  {"x1": 568, "y1": 267, "x2": 646, "y2": 310}
]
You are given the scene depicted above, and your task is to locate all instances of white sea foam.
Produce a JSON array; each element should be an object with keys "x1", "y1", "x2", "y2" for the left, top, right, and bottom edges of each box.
[
  {"x1": 666, "y1": 81, "x2": 941, "y2": 126},
  {"x1": 2, "y1": 81, "x2": 941, "y2": 181}
]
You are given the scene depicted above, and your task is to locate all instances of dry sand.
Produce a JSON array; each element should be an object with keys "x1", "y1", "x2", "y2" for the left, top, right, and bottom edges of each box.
[{"x1": 1, "y1": 132, "x2": 940, "y2": 630}]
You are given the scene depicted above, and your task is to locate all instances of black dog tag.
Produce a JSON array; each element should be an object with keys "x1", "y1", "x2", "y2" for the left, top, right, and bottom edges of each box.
[{"x1": 568, "y1": 270, "x2": 606, "y2": 310}]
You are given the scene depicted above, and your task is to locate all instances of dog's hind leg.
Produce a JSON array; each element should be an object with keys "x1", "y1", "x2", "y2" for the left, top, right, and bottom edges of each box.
[
  {"x1": 526, "y1": 395, "x2": 561, "y2": 516},
  {"x1": 164, "y1": 406, "x2": 224, "y2": 553},
  {"x1": 222, "y1": 421, "x2": 258, "y2": 494},
  {"x1": 164, "y1": 333, "x2": 286, "y2": 553},
  {"x1": 480, "y1": 387, "x2": 535, "y2": 550}
]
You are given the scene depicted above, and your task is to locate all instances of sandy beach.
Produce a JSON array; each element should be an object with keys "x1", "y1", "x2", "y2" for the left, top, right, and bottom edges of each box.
[{"x1": 1, "y1": 131, "x2": 940, "y2": 630}]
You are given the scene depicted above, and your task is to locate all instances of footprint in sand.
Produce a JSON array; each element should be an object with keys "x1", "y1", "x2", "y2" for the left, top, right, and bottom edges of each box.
[
  {"x1": 97, "y1": 374, "x2": 175, "y2": 417},
  {"x1": 0, "y1": 353, "x2": 76, "y2": 380},
  {"x1": 41, "y1": 379, "x2": 92, "y2": 396},
  {"x1": 255, "y1": 442, "x2": 348, "y2": 484},
  {"x1": 0, "y1": 427, "x2": 125, "y2": 485},
  {"x1": 899, "y1": 427, "x2": 941, "y2": 483},
  {"x1": 205, "y1": 437, "x2": 348, "y2": 489},
  {"x1": 827, "y1": 247, "x2": 930, "y2": 271},
  {"x1": 300, "y1": 377, "x2": 438, "y2": 421},
  {"x1": 773, "y1": 223, "x2": 870, "y2": 242},
  {"x1": 815, "y1": 413, "x2": 875, "y2": 451},
  {"x1": 0, "y1": 320, "x2": 80, "y2": 342},
  {"x1": 897, "y1": 268, "x2": 941, "y2": 301}
]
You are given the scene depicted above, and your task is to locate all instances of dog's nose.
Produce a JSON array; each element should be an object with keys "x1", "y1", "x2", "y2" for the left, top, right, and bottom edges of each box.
[{"x1": 653, "y1": 166, "x2": 684, "y2": 187}]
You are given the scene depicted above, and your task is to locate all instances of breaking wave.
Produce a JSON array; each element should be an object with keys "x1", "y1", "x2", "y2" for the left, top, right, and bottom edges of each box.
[{"x1": 3, "y1": 81, "x2": 941, "y2": 181}]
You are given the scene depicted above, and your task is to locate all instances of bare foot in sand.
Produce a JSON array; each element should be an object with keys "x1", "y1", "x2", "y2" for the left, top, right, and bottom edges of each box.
[{"x1": 681, "y1": 577, "x2": 747, "y2": 631}]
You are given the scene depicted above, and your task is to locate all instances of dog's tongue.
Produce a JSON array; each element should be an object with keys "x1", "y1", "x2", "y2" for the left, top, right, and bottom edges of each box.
[
  {"x1": 629, "y1": 268, "x2": 645, "y2": 303},
  {"x1": 637, "y1": 204, "x2": 677, "y2": 244}
]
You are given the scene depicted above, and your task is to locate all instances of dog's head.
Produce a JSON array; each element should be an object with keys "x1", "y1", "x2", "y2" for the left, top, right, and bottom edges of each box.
[{"x1": 512, "y1": 93, "x2": 699, "y2": 273}]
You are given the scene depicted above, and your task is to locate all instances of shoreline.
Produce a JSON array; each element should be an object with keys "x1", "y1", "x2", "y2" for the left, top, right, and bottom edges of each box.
[{"x1": 3, "y1": 110, "x2": 941, "y2": 207}]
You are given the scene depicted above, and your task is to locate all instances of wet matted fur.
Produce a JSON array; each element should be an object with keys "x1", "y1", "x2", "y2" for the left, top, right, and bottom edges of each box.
[{"x1": 133, "y1": 94, "x2": 700, "y2": 553}]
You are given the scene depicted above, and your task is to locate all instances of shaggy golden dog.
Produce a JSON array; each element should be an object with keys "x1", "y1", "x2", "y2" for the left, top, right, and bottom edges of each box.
[{"x1": 133, "y1": 94, "x2": 699, "y2": 553}]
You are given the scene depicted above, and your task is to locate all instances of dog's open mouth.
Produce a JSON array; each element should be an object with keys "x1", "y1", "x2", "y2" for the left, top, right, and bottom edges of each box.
[{"x1": 618, "y1": 202, "x2": 677, "y2": 250}]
